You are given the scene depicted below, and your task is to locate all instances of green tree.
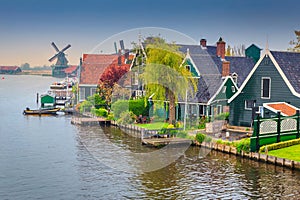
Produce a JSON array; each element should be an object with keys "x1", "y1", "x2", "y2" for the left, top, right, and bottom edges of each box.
[
  {"x1": 20, "y1": 63, "x2": 30, "y2": 70},
  {"x1": 142, "y1": 37, "x2": 197, "y2": 124},
  {"x1": 288, "y1": 30, "x2": 300, "y2": 52}
]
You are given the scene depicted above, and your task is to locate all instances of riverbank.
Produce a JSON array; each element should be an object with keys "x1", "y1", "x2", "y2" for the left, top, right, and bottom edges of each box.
[{"x1": 110, "y1": 121, "x2": 300, "y2": 171}]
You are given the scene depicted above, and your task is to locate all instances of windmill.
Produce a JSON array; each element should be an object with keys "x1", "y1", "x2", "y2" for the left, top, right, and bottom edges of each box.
[
  {"x1": 48, "y1": 42, "x2": 71, "y2": 77},
  {"x1": 49, "y1": 42, "x2": 71, "y2": 65}
]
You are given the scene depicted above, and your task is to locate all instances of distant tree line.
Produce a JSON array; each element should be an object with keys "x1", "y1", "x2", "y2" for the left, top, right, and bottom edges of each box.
[
  {"x1": 288, "y1": 30, "x2": 300, "y2": 52},
  {"x1": 20, "y1": 63, "x2": 52, "y2": 70}
]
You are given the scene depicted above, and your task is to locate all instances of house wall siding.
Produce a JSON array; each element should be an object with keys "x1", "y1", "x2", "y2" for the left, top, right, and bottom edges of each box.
[{"x1": 229, "y1": 56, "x2": 300, "y2": 126}]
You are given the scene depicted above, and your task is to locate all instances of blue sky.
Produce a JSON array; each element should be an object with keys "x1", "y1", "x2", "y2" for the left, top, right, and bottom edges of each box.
[{"x1": 0, "y1": 0, "x2": 299, "y2": 66}]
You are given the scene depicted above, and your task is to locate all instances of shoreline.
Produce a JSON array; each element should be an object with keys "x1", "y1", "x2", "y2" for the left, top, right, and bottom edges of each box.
[{"x1": 110, "y1": 121, "x2": 300, "y2": 171}]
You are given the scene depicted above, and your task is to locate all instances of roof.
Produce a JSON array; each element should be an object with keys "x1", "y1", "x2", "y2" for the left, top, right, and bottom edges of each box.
[
  {"x1": 178, "y1": 44, "x2": 255, "y2": 102},
  {"x1": 263, "y1": 102, "x2": 298, "y2": 116},
  {"x1": 270, "y1": 51, "x2": 300, "y2": 94},
  {"x1": 229, "y1": 50, "x2": 300, "y2": 103},
  {"x1": 79, "y1": 54, "x2": 118, "y2": 85},
  {"x1": 80, "y1": 54, "x2": 135, "y2": 85},
  {"x1": 0, "y1": 66, "x2": 20, "y2": 71},
  {"x1": 64, "y1": 65, "x2": 78, "y2": 74}
]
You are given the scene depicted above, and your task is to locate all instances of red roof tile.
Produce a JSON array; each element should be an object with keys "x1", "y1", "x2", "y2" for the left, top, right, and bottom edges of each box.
[
  {"x1": 265, "y1": 102, "x2": 298, "y2": 116},
  {"x1": 0, "y1": 66, "x2": 19, "y2": 71},
  {"x1": 80, "y1": 54, "x2": 118, "y2": 85},
  {"x1": 79, "y1": 54, "x2": 134, "y2": 85},
  {"x1": 64, "y1": 65, "x2": 78, "y2": 74}
]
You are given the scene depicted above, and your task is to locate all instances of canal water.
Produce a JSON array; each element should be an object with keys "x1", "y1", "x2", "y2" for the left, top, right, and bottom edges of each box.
[{"x1": 1, "y1": 75, "x2": 300, "y2": 199}]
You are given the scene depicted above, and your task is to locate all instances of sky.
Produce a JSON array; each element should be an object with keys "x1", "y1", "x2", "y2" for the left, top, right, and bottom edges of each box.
[{"x1": 0, "y1": 0, "x2": 299, "y2": 67}]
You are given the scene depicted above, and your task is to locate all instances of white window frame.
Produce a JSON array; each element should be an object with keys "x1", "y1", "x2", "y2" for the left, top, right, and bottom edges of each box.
[
  {"x1": 245, "y1": 100, "x2": 255, "y2": 110},
  {"x1": 222, "y1": 86, "x2": 226, "y2": 93},
  {"x1": 217, "y1": 105, "x2": 222, "y2": 115},
  {"x1": 261, "y1": 77, "x2": 271, "y2": 99},
  {"x1": 79, "y1": 87, "x2": 85, "y2": 102},
  {"x1": 231, "y1": 86, "x2": 236, "y2": 93},
  {"x1": 90, "y1": 87, "x2": 97, "y2": 96}
]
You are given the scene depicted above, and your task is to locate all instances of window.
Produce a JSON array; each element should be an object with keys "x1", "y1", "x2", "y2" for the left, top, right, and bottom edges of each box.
[
  {"x1": 232, "y1": 73, "x2": 238, "y2": 84},
  {"x1": 90, "y1": 88, "x2": 97, "y2": 96},
  {"x1": 245, "y1": 100, "x2": 255, "y2": 110},
  {"x1": 231, "y1": 86, "x2": 236, "y2": 92},
  {"x1": 79, "y1": 87, "x2": 85, "y2": 102},
  {"x1": 217, "y1": 105, "x2": 222, "y2": 115},
  {"x1": 132, "y1": 72, "x2": 138, "y2": 85},
  {"x1": 222, "y1": 86, "x2": 226, "y2": 93},
  {"x1": 185, "y1": 65, "x2": 191, "y2": 71},
  {"x1": 261, "y1": 77, "x2": 271, "y2": 99}
]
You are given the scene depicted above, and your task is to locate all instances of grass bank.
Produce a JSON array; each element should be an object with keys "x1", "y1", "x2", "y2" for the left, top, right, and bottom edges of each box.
[{"x1": 267, "y1": 144, "x2": 300, "y2": 162}]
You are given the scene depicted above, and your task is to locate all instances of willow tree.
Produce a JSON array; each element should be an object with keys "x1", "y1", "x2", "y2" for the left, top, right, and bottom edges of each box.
[
  {"x1": 142, "y1": 38, "x2": 197, "y2": 124},
  {"x1": 288, "y1": 30, "x2": 300, "y2": 52}
]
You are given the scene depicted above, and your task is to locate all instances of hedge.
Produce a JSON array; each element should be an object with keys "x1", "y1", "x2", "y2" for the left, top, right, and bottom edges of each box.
[{"x1": 259, "y1": 138, "x2": 300, "y2": 153}]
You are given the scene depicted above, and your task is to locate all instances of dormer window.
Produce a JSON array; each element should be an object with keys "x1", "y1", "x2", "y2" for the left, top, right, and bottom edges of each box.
[
  {"x1": 232, "y1": 72, "x2": 238, "y2": 84},
  {"x1": 185, "y1": 65, "x2": 191, "y2": 71}
]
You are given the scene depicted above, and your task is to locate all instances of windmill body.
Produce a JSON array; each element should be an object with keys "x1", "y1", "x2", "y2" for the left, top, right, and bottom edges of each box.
[{"x1": 49, "y1": 42, "x2": 71, "y2": 78}]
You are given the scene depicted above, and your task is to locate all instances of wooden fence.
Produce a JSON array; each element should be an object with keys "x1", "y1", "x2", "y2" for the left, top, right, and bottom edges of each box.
[{"x1": 250, "y1": 110, "x2": 300, "y2": 152}]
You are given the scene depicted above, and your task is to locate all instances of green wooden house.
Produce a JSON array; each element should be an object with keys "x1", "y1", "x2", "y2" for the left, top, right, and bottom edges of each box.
[
  {"x1": 207, "y1": 76, "x2": 238, "y2": 116},
  {"x1": 228, "y1": 49, "x2": 300, "y2": 127},
  {"x1": 41, "y1": 94, "x2": 55, "y2": 108}
]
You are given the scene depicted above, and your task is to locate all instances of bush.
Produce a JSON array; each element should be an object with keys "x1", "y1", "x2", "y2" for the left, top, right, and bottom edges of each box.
[
  {"x1": 106, "y1": 113, "x2": 114, "y2": 121},
  {"x1": 79, "y1": 100, "x2": 93, "y2": 113},
  {"x1": 91, "y1": 108, "x2": 108, "y2": 117},
  {"x1": 195, "y1": 133, "x2": 206, "y2": 144},
  {"x1": 111, "y1": 100, "x2": 128, "y2": 119},
  {"x1": 235, "y1": 138, "x2": 250, "y2": 153},
  {"x1": 214, "y1": 112, "x2": 229, "y2": 120},
  {"x1": 204, "y1": 135, "x2": 212, "y2": 143},
  {"x1": 198, "y1": 116, "x2": 209, "y2": 129},
  {"x1": 117, "y1": 111, "x2": 136, "y2": 125},
  {"x1": 87, "y1": 94, "x2": 106, "y2": 109},
  {"x1": 259, "y1": 138, "x2": 300, "y2": 153},
  {"x1": 129, "y1": 98, "x2": 149, "y2": 117}
]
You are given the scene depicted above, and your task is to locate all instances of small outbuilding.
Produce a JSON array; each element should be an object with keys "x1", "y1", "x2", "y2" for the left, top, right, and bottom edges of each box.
[{"x1": 41, "y1": 94, "x2": 55, "y2": 108}]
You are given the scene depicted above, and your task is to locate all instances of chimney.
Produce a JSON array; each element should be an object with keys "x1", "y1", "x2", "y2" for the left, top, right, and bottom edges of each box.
[
  {"x1": 200, "y1": 39, "x2": 207, "y2": 47},
  {"x1": 222, "y1": 61, "x2": 230, "y2": 77},
  {"x1": 118, "y1": 49, "x2": 122, "y2": 65},
  {"x1": 217, "y1": 37, "x2": 226, "y2": 59}
]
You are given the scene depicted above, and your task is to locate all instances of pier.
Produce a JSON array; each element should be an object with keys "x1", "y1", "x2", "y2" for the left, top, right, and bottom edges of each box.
[
  {"x1": 142, "y1": 137, "x2": 192, "y2": 147},
  {"x1": 71, "y1": 117, "x2": 111, "y2": 126}
]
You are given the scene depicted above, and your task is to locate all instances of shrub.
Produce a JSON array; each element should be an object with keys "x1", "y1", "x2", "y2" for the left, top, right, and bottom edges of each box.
[
  {"x1": 129, "y1": 98, "x2": 149, "y2": 117},
  {"x1": 87, "y1": 94, "x2": 106, "y2": 109},
  {"x1": 204, "y1": 135, "x2": 212, "y2": 143},
  {"x1": 214, "y1": 112, "x2": 229, "y2": 120},
  {"x1": 111, "y1": 100, "x2": 128, "y2": 119},
  {"x1": 235, "y1": 138, "x2": 250, "y2": 153},
  {"x1": 117, "y1": 111, "x2": 136, "y2": 125},
  {"x1": 106, "y1": 113, "x2": 114, "y2": 121},
  {"x1": 167, "y1": 124, "x2": 175, "y2": 129},
  {"x1": 91, "y1": 108, "x2": 108, "y2": 117},
  {"x1": 259, "y1": 138, "x2": 300, "y2": 153},
  {"x1": 79, "y1": 100, "x2": 93, "y2": 113},
  {"x1": 195, "y1": 133, "x2": 206, "y2": 144}
]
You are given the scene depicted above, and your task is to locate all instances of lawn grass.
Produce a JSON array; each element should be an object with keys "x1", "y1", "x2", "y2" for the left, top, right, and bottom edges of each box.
[
  {"x1": 268, "y1": 144, "x2": 300, "y2": 162},
  {"x1": 135, "y1": 122, "x2": 168, "y2": 130}
]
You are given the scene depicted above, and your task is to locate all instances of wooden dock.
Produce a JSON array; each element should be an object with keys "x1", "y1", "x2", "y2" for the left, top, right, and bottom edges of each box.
[
  {"x1": 71, "y1": 117, "x2": 111, "y2": 126},
  {"x1": 142, "y1": 137, "x2": 192, "y2": 147}
]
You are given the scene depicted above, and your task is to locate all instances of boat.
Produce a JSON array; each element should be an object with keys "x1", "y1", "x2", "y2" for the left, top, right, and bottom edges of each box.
[{"x1": 23, "y1": 107, "x2": 60, "y2": 115}]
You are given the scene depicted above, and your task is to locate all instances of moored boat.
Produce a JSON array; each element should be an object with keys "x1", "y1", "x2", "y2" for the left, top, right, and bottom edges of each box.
[{"x1": 23, "y1": 107, "x2": 60, "y2": 115}]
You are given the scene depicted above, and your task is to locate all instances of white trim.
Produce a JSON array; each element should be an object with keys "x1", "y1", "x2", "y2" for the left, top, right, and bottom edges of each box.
[
  {"x1": 261, "y1": 77, "x2": 271, "y2": 99},
  {"x1": 79, "y1": 84, "x2": 97, "y2": 87},
  {"x1": 229, "y1": 50, "x2": 300, "y2": 103},
  {"x1": 263, "y1": 102, "x2": 299, "y2": 117},
  {"x1": 181, "y1": 51, "x2": 201, "y2": 77},
  {"x1": 244, "y1": 100, "x2": 255, "y2": 110},
  {"x1": 208, "y1": 76, "x2": 238, "y2": 105}
]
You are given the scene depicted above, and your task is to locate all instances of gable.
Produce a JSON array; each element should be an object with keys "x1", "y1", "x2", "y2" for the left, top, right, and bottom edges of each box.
[
  {"x1": 229, "y1": 50, "x2": 300, "y2": 103},
  {"x1": 208, "y1": 76, "x2": 238, "y2": 105}
]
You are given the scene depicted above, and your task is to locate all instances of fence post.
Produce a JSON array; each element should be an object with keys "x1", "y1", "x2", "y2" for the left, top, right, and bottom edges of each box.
[
  {"x1": 277, "y1": 111, "x2": 281, "y2": 143},
  {"x1": 256, "y1": 114, "x2": 260, "y2": 152},
  {"x1": 297, "y1": 110, "x2": 300, "y2": 139}
]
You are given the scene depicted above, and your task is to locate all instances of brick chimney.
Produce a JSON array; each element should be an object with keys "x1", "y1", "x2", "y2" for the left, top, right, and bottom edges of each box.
[
  {"x1": 217, "y1": 37, "x2": 226, "y2": 59},
  {"x1": 200, "y1": 39, "x2": 207, "y2": 47},
  {"x1": 222, "y1": 61, "x2": 230, "y2": 77}
]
